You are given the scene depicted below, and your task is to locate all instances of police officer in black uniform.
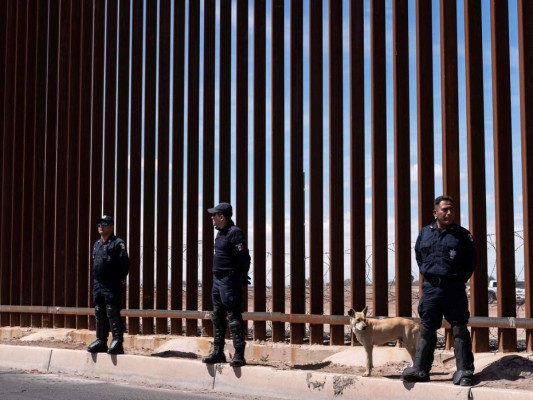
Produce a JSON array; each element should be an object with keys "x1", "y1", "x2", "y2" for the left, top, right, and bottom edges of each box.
[
  {"x1": 402, "y1": 196, "x2": 476, "y2": 386},
  {"x1": 87, "y1": 215, "x2": 130, "y2": 355},
  {"x1": 202, "y1": 203, "x2": 250, "y2": 367}
]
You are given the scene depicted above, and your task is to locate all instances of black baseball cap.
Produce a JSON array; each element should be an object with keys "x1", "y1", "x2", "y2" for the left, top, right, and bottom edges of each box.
[
  {"x1": 207, "y1": 202, "x2": 232, "y2": 217},
  {"x1": 96, "y1": 215, "x2": 114, "y2": 226}
]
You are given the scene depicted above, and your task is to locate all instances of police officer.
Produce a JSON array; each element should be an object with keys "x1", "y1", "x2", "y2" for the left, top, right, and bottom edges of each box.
[
  {"x1": 402, "y1": 196, "x2": 476, "y2": 385},
  {"x1": 202, "y1": 203, "x2": 250, "y2": 367},
  {"x1": 87, "y1": 215, "x2": 130, "y2": 355}
]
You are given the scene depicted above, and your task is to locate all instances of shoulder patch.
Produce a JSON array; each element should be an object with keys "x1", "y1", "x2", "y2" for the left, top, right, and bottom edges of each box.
[
  {"x1": 468, "y1": 234, "x2": 474, "y2": 242},
  {"x1": 235, "y1": 243, "x2": 245, "y2": 252},
  {"x1": 119, "y1": 242, "x2": 126, "y2": 250}
]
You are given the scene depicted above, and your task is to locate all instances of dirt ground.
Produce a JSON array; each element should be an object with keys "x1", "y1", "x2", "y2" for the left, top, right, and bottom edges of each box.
[
  {"x1": 2, "y1": 335, "x2": 533, "y2": 392},
  {"x1": 311, "y1": 352, "x2": 533, "y2": 391},
  {"x1": 1, "y1": 285, "x2": 532, "y2": 392}
]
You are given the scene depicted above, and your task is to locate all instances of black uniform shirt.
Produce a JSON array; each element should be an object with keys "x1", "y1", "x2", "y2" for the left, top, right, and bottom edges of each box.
[
  {"x1": 92, "y1": 235, "x2": 130, "y2": 286},
  {"x1": 213, "y1": 221, "x2": 250, "y2": 275},
  {"x1": 415, "y1": 222, "x2": 476, "y2": 282}
]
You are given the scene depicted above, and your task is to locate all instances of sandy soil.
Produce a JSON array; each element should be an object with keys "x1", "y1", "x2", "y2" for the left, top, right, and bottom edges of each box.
[
  {"x1": 2, "y1": 336, "x2": 533, "y2": 392},
  {"x1": 1, "y1": 285, "x2": 531, "y2": 392}
]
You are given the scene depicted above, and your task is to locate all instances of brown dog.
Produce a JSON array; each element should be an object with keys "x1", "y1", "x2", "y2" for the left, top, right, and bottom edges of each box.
[{"x1": 347, "y1": 306, "x2": 420, "y2": 377}]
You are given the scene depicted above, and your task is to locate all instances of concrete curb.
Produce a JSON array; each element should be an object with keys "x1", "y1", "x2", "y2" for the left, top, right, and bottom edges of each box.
[
  {"x1": 49, "y1": 349, "x2": 213, "y2": 391},
  {"x1": 0, "y1": 345, "x2": 532, "y2": 399},
  {"x1": 0, "y1": 344, "x2": 52, "y2": 371}
]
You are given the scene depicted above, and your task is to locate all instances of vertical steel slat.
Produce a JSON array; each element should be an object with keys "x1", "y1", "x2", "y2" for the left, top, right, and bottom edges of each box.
[
  {"x1": 89, "y1": 0, "x2": 105, "y2": 331},
  {"x1": 416, "y1": 0, "x2": 435, "y2": 229},
  {"x1": 12, "y1": 0, "x2": 25, "y2": 326},
  {"x1": 0, "y1": 0, "x2": 6, "y2": 326},
  {"x1": 0, "y1": 0, "x2": 6, "y2": 164},
  {"x1": 185, "y1": 0, "x2": 200, "y2": 336},
  {"x1": 10, "y1": 0, "x2": 28, "y2": 328},
  {"x1": 218, "y1": 0, "x2": 231, "y2": 203},
  {"x1": 42, "y1": 0, "x2": 60, "y2": 329},
  {"x1": 349, "y1": 0, "x2": 366, "y2": 316},
  {"x1": 90, "y1": 0, "x2": 104, "y2": 211},
  {"x1": 0, "y1": 2, "x2": 6, "y2": 292},
  {"x1": 65, "y1": 0, "x2": 82, "y2": 329},
  {"x1": 90, "y1": 0, "x2": 104, "y2": 223},
  {"x1": 416, "y1": 0, "x2": 434, "y2": 299},
  {"x1": 235, "y1": 0, "x2": 249, "y2": 325},
  {"x1": 491, "y1": 0, "x2": 517, "y2": 352},
  {"x1": 440, "y1": 0, "x2": 460, "y2": 220},
  {"x1": 271, "y1": 0, "x2": 285, "y2": 343},
  {"x1": 31, "y1": 0, "x2": 49, "y2": 328},
  {"x1": 201, "y1": 0, "x2": 215, "y2": 338},
  {"x1": 76, "y1": 0, "x2": 93, "y2": 331},
  {"x1": 440, "y1": 0, "x2": 460, "y2": 350},
  {"x1": 290, "y1": 0, "x2": 305, "y2": 344},
  {"x1": 115, "y1": 0, "x2": 129, "y2": 330},
  {"x1": 393, "y1": 0, "x2": 411, "y2": 317},
  {"x1": 143, "y1": 0, "x2": 157, "y2": 335},
  {"x1": 21, "y1": 0, "x2": 38, "y2": 328},
  {"x1": 170, "y1": 0, "x2": 185, "y2": 336},
  {"x1": 309, "y1": 0, "x2": 324, "y2": 345},
  {"x1": 518, "y1": 0, "x2": 533, "y2": 352},
  {"x1": 116, "y1": 0, "x2": 130, "y2": 259},
  {"x1": 127, "y1": 0, "x2": 143, "y2": 336},
  {"x1": 464, "y1": 0, "x2": 489, "y2": 352},
  {"x1": 54, "y1": 0, "x2": 71, "y2": 328},
  {"x1": 329, "y1": 0, "x2": 344, "y2": 345},
  {"x1": 155, "y1": 0, "x2": 171, "y2": 335},
  {"x1": 1, "y1": 0, "x2": 16, "y2": 327},
  {"x1": 253, "y1": 0, "x2": 267, "y2": 341},
  {"x1": 371, "y1": 0, "x2": 388, "y2": 316},
  {"x1": 102, "y1": 0, "x2": 117, "y2": 216}
]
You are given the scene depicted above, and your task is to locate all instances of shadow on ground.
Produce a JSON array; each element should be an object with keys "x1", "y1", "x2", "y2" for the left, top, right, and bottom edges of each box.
[
  {"x1": 152, "y1": 350, "x2": 200, "y2": 359},
  {"x1": 476, "y1": 355, "x2": 533, "y2": 382}
]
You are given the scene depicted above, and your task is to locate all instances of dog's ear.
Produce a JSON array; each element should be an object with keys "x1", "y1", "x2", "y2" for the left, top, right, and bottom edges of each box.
[
  {"x1": 362, "y1": 306, "x2": 368, "y2": 316},
  {"x1": 347, "y1": 308, "x2": 355, "y2": 317}
]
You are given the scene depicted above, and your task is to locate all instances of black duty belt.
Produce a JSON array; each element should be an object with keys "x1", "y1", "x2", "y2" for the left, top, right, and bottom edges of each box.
[
  {"x1": 426, "y1": 275, "x2": 462, "y2": 286},
  {"x1": 214, "y1": 269, "x2": 236, "y2": 278}
]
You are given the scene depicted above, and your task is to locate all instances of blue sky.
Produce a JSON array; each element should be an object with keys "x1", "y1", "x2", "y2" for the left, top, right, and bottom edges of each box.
[{"x1": 136, "y1": 0, "x2": 526, "y2": 283}]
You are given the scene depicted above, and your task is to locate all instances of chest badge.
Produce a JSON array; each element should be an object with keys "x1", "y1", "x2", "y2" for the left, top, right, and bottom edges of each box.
[{"x1": 449, "y1": 249, "x2": 456, "y2": 259}]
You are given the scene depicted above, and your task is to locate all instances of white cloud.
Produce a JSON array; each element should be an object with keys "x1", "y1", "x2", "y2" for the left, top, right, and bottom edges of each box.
[
  {"x1": 410, "y1": 163, "x2": 443, "y2": 181},
  {"x1": 434, "y1": 163, "x2": 443, "y2": 179}
]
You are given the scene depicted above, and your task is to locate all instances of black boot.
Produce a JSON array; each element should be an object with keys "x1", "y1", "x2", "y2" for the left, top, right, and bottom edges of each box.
[
  {"x1": 106, "y1": 305, "x2": 125, "y2": 355},
  {"x1": 88, "y1": 305, "x2": 108, "y2": 353},
  {"x1": 229, "y1": 318, "x2": 246, "y2": 367},
  {"x1": 402, "y1": 325, "x2": 436, "y2": 383},
  {"x1": 452, "y1": 325, "x2": 475, "y2": 386},
  {"x1": 87, "y1": 338, "x2": 108, "y2": 353},
  {"x1": 202, "y1": 310, "x2": 227, "y2": 364},
  {"x1": 230, "y1": 346, "x2": 246, "y2": 367},
  {"x1": 107, "y1": 338, "x2": 124, "y2": 355},
  {"x1": 202, "y1": 344, "x2": 227, "y2": 364}
]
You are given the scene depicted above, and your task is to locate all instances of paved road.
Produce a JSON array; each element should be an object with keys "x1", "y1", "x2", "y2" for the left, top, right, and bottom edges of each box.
[{"x1": 0, "y1": 367, "x2": 272, "y2": 400}]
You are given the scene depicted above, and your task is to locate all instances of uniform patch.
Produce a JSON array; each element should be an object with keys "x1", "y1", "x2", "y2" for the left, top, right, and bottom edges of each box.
[
  {"x1": 235, "y1": 243, "x2": 245, "y2": 252},
  {"x1": 449, "y1": 249, "x2": 456, "y2": 259},
  {"x1": 468, "y1": 234, "x2": 474, "y2": 242},
  {"x1": 119, "y1": 242, "x2": 126, "y2": 250}
]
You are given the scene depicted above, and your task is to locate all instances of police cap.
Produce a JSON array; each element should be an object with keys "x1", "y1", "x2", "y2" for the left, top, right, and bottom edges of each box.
[
  {"x1": 207, "y1": 202, "x2": 232, "y2": 217},
  {"x1": 96, "y1": 215, "x2": 114, "y2": 226}
]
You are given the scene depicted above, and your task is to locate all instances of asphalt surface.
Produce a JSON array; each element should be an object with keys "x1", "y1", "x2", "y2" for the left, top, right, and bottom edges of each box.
[
  {"x1": 1, "y1": 328, "x2": 533, "y2": 400},
  {"x1": 0, "y1": 367, "x2": 275, "y2": 400}
]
